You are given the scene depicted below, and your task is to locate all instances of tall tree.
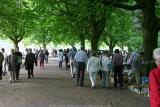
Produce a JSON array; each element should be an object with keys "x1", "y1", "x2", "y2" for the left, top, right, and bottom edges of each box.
[
  {"x1": 100, "y1": 9, "x2": 133, "y2": 53},
  {"x1": 71, "y1": 0, "x2": 113, "y2": 52},
  {"x1": 102, "y1": 0, "x2": 160, "y2": 73},
  {"x1": 0, "y1": 0, "x2": 36, "y2": 48}
]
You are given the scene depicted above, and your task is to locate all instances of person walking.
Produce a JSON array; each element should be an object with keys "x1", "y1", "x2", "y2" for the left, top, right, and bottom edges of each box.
[
  {"x1": 8, "y1": 49, "x2": 17, "y2": 83},
  {"x1": 34, "y1": 49, "x2": 39, "y2": 66},
  {"x1": 112, "y1": 49, "x2": 124, "y2": 88},
  {"x1": 44, "y1": 49, "x2": 49, "y2": 63},
  {"x1": 149, "y1": 48, "x2": 160, "y2": 107},
  {"x1": 38, "y1": 50, "x2": 45, "y2": 69},
  {"x1": 74, "y1": 46, "x2": 88, "y2": 86},
  {"x1": 1, "y1": 48, "x2": 7, "y2": 76},
  {"x1": 58, "y1": 49, "x2": 63, "y2": 70},
  {"x1": 131, "y1": 52, "x2": 144, "y2": 85},
  {"x1": 14, "y1": 47, "x2": 22, "y2": 80},
  {"x1": 0, "y1": 51, "x2": 4, "y2": 80},
  {"x1": 64, "y1": 49, "x2": 69, "y2": 70},
  {"x1": 25, "y1": 49, "x2": 36, "y2": 79},
  {"x1": 101, "y1": 51, "x2": 112, "y2": 88},
  {"x1": 69, "y1": 46, "x2": 77, "y2": 78},
  {"x1": 127, "y1": 49, "x2": 141, "y2": 85},
  {"x1": 87, "y1": 51, "x2": 100, "y2": 88}
]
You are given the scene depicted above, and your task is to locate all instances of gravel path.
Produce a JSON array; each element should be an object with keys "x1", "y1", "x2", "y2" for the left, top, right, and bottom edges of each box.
[{"x1": 0, "y1": 58, "x2": 149, "y2": 107}]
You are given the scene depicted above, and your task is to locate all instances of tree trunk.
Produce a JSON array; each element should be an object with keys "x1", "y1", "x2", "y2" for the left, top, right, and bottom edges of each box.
[
  {"x1": 13, "y1": 40, "x2": 19, "y2": 49},
  {"x1": 90, "y1": 21, "x2": 100, "y2": 53},
  {"x1": 143, "y1": 28, "x2": 158, "y2": 75},
  {"x1": 142, "y1": 0, "x2": 159, "y2": 75},
  {"x1": 43, "y1": 43, "x2": 46, "y2": 49},
  {"x1": 80, "y1": 34, "x2": 85, "y2": 49},
  {"x1": 109, "y1": 44, "x2": 114, "y2": 54},
  {"x1": 89, "y1": 13, "x2": 99, "y2": 53},
  {"x1": 91, "y1": 36, "x2": 99, "y2": 52},
  {"x1": 109, "y1": 39, "x2": 116, "y2": 54}
]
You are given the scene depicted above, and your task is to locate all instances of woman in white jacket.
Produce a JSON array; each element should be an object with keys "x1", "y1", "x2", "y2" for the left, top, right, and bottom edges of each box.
[{"x1": 87, "y1": 51, "x2": 100, "y2": 88}]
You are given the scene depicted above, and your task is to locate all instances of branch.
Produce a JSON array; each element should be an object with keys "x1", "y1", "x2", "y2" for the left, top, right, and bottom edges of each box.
[
  {"x1": 97, "y1": 18, "x2": 106, "y2": 35},
  {"x1": 56, "y1": 2, "x2": 74, "y2": 16},
  {"x1": 104, "y1": 41, "x2": 110, "y2": 46},
  {"x1": 97, "y1": 8, "x2": 112, "y2": 35},
  {"x1": 64, "y1": 1, "x2": 75, "y2": 16},
  {"x1": 55, "y1": 0, "x2": 76, "y2": 16},
  {"x1": 57, "y1": 3, "x2": 64, "y2": 13},
  {"x1": 102, "y1": 0, "x2": 141, "y2": 10},
  {"x1": 8, "y1": 36, "x2": 14, "y2": 41},
  {"x1": 18, "y1": 35, "x2": 24, "y2": 42}
]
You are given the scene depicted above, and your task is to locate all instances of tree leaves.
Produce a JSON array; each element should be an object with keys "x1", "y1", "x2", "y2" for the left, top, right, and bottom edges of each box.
[{"x1": 0, "y1": 0, "x2": 144, "y2": 50}]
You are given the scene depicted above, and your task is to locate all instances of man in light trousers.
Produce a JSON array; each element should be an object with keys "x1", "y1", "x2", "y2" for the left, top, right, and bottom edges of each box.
[
  {"x1": 8, "y1": 49, "x2": 17, "y2": 83},
  {"x1": 87, "y1": 51, "x2": 100, "y2": 88}
]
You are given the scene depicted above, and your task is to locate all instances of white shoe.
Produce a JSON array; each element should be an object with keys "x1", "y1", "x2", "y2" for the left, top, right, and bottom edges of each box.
[
  {"x1": 9, "y1": 79, "x2": 12, "y2": 83},
  {"x1": 9, "y1": 78, "x2": 14, "y2": 83},
  {"x1": 91, "y1": 85, "x2": 95, "y2": 88}
]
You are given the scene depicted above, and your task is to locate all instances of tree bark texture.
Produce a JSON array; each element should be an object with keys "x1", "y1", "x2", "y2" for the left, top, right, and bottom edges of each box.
[
  {"x1": 13, "y1": 40, "x2": 19, "y2": 49},
  {"x1": 142, "y1": 0, "x2": 159, "y2": 74},
  {"x1": 80, "y1": 34, "x2": 85, "y2": 49}
]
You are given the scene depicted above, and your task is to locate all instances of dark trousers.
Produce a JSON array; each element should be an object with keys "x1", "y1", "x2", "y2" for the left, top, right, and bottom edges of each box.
[
  {"x1": 59, "y1": 61, "x2": 63, "y2": 70},
  {"x1": 27, "y1": 64, "x2": 34, "y2": 78},
  {"x1": 76, "y1": 62, "x2": 85, "y2": 86},
  {"x1": 114, "y1": 65, "x2": 123, "y2": 87},
  {"x1": 0, "y1": 66, "x2": 2, "y2": 79},
  {"x1": 16, "y1": 64, "x2": 21, "y2": 79},
  {"x1": 65, "y1": 61, "x2": 69, "y2": 70}
]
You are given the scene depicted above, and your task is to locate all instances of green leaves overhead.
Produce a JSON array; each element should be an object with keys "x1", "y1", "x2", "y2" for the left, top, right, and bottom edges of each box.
[
  {"x1": 0, "y1": 0, "x2": 145, "y2": 50},
  {"x1": 0, "y1": 0, "x2": 37, "y2": 47}
]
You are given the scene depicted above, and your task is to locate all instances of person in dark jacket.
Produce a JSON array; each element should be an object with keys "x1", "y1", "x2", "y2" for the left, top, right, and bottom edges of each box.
[
  {"x1": 0, "y1": 51, "x2": 4, "y2": 80},
  {"x1": 38, "y1": 50, "x2": 45, "y2": 69},
  {"x1": 64, "y1": 49, "x2": 69, "y2": 70},
  {"x1": 25, "y1": 48, "x2": 36, "y2": 79},
  {"x1": 14, "y1": 47, "x2": 22, "y2": 80},
  {"x1": 112, "y1": 49, "x2": 124, "y2": 88},
  {"x1": 44, "y1": 49, "x2": 49, "y2": 63}
]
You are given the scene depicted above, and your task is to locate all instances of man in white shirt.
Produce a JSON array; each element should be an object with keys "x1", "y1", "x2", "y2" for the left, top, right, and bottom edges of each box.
[
  {"x1": 58, "y1": 49, "x2": 64, "y2": 70},
  {"x1": 87, "y1": 51, "x2": 100, "y2": 88}
]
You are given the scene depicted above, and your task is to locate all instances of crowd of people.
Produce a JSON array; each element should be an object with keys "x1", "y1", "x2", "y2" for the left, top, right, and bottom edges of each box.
[
  {"x1": 0, "y1": 47, "x2": 23, "y2": 82},
  {"x1": 58, "y1": 46, "x2": 160, "y2": 106},
  {"x1": 0, "y1": 46, "x2": 160, "y2": 107},
  {"x1": 57, "y1": 46, "x2": 147, "y2": 89},
  {"x1": 0, "y1": 47, "x2": 50, "y2": 83}
]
